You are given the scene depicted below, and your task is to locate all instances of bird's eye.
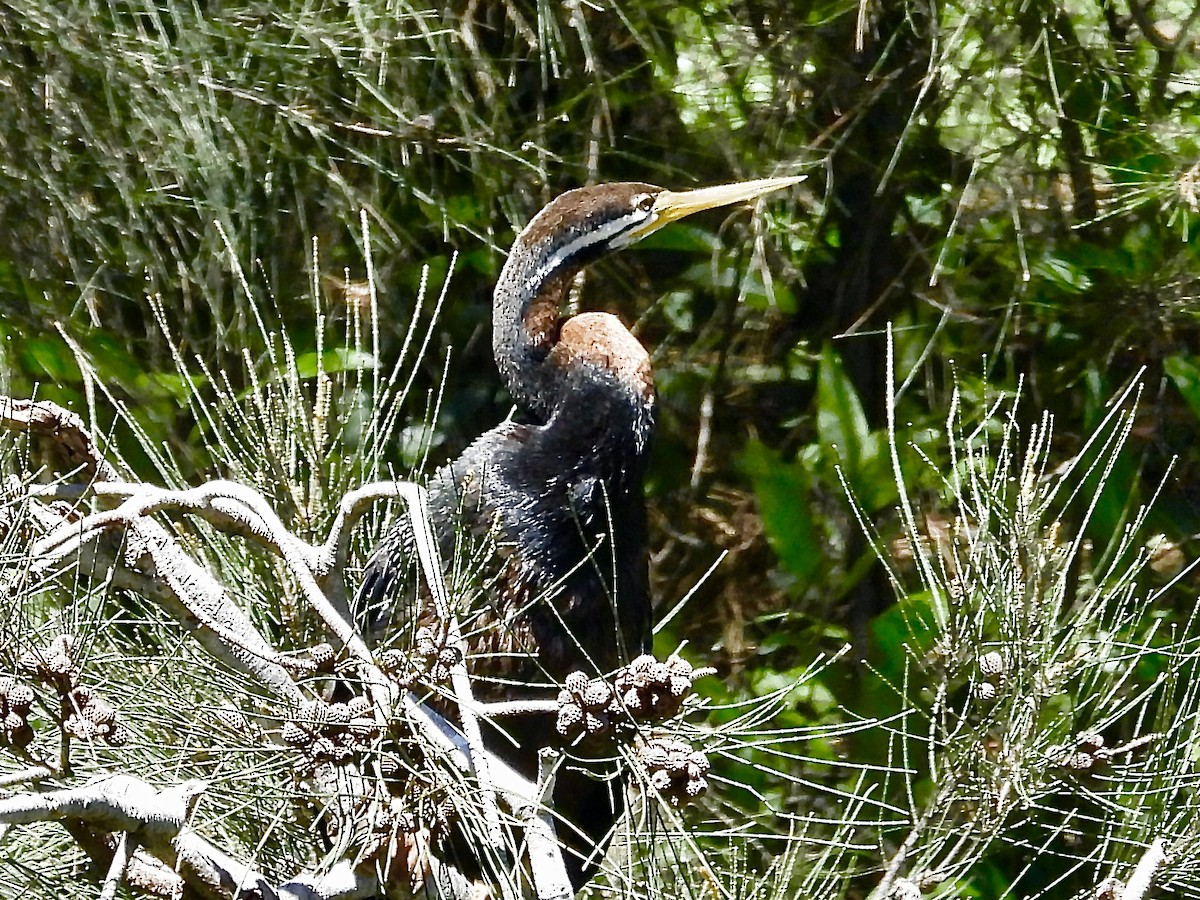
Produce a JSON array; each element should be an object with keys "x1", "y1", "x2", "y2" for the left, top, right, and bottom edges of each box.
[{"x1": 635, "y1": 193, "x2": 655, "y2": 213}]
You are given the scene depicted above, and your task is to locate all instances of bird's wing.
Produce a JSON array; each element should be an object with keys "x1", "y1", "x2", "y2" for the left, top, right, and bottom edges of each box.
[{"x1": 351, "y1": 422, "x2": 530, "y2": 644}]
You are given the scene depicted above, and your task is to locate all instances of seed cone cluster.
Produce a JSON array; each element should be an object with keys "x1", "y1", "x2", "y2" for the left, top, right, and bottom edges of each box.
[
  {"x1": 551, "y1": 654, "x2": 712, "y2": 807},
  {"x1": 0, "y1": 676, "x2": 35, "y2": 748},
  {"x1": 556, "y1": 654, "x2": 702, "y2": 741},
  {"x1": 18, "y1": 634, "x2": 127, "y2": 747},
  {"x1": 1061, "y1": 731, "x2": 1107, "y2": 772},
  {"x1": 62, "y1": 685, "x2": 129, "y2": 746},
  {"x1": 555, "y1": 671, "x2": 619, "y2": 739},
  {"x1": 614, "y1": 654, "x2": 697, "y2": 720},
  {"x1": 307, "y1": 642, "x2": 336, "y2": 672},
  {"x1": 640, "y1": 737, "x2": 710, "y2": 806},
  {"x1": 19, "y1": 634, "x2": 80, "y2": 688},
  {"x1": 380, "y1": 626, "x2": 462, "y2": 687},
  {"x1": 282, "y1": 696, "x2": 382, "y2": 766}
]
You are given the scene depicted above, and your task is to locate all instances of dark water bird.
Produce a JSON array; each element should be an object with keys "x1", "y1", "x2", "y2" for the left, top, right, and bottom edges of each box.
[{"x1": 356, "y1": 175, "x2": 801, "y2": 890}]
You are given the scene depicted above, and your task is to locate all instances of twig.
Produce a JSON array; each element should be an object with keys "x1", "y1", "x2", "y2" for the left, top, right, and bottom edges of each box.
[
  {"x1": 61, "y1": 822, "x2": 186, "y2": 900},
  {"x1": 0, "y1": 399, "x2": 303, "y2": 702},
  {"x1": 467, "y1": 699, "x2": 560, "y2": 718},
  {"x1": 0, "y1": 398, "x2": 120, "y2": 483},
  {"x1": 397, "y1": 686, "x2": 576, "y2": 900},
  {"x1": 0, "y1": 765, "x2": 55, "y2": 788},
  {"x1": 0, "y1": 774, "x2": 205, "y2": 839},
  {"x1": 1094, "y1": 733, "x2": 1160, "y2": 760},
  {"x1": 85, "y1": 481, "x2": 344, "y2": 632},
  {"x1": 91, "y1": 481, "x2": 323, "y2": 571},
  {"x1": 398, "y1": 688, "x2": 546, "y2": 808},
  {"x1": 865, "y1": 776, "x2": 963, "y2": 900},
  {"x1": 1123, "y1": 837, "x2": 1167, "y2": 900},
  {"x1": 99, "y1": 830, "x2": 137, "y2": 900},
  {"x1": 83, "y1": 480, "x2": 405, "y2": 713},
  {"x1": 1, "y1": 775, "x2": 383, "y2": 900},
  {"x1": 689, "y1": 390, "x2": 714, "y2": 490},
  {"x1": 0, "y1": 397, "x2": 576, "y2": 899},
  {"x1": 868, "y1": 810, "x2": 927, "y2": 900},
  {"x1": 520, "y1": 750, "x2": 572, "y2": 900},
  {"x1": 320, "y1": 481, "x2": 414, "y2": 576},
  {"x1": 23, "y1": 501, "x2": 312, "y2": 686},
  {"x1": 378, "y1": 483, "x2": 508, "y2": 869}
]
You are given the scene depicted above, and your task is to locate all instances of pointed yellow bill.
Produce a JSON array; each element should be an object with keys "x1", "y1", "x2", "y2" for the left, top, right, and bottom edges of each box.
[{"x1": 630, "y1": 174, "x2": 805, "y2": 243}]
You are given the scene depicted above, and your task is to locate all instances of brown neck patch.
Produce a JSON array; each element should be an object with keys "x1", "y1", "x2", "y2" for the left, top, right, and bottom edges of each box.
[{"x1": 549, "y1": 312, "x2": 654, "y2": 402}]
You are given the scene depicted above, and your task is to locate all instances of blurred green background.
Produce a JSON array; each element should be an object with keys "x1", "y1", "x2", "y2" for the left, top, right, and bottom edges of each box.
[{"x1": 4, "y1": 0, "x2": 1200, "y2": 895}]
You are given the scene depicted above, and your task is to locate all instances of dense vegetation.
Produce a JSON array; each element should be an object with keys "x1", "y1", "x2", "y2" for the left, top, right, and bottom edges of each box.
[{"x1": 3, "y1": 0, "x2": 1200, "y2": 897}]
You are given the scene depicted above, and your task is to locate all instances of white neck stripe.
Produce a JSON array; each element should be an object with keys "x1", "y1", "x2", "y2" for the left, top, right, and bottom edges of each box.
[{"x1": 530, "y1": 211, "x2": 643, "y2": 285}]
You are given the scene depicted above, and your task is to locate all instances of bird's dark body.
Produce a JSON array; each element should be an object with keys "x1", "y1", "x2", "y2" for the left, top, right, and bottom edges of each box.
[{"x1": 358, "y1": 391, "x2": 654, "y2": 698}]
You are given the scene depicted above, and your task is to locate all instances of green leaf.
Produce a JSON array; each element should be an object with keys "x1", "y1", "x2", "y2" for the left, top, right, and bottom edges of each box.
[
  {"x1": 291, "y1": 349, "x2": 378, "y2": 380},
  {"x1": 741, "y1": 439, "x2": 821, "y2": 585},
  {"x1": 80, "y1": 331, "x2": 146, "y2": 385},
  {"x1": 140, "y1": 370, "x2": 208, "y2": 401},
  {"x1": 1166, "y1": 355, "x2": 1200, "y2": 422},
  {"x1": 869, "y1": 589, "x2": 940, "y2": 686},
  {"x1": 638, "y1": 222, "x2": 719, "y2": 253},
  {"x1": 445, "y1": 193, "x2": 484, "y2": 226},
  {"x1": 21, "y1": 337, "x2": 81, "y2": 383},
  {"x1": 1031, "y1": 251, "x2": 1093, "y2": 293},
  {"x1": 813, "y1": 344, "x2": 900, "y2": 510},
  {"x1": 816, "y1": 344, "x2": 869, "y2": 467}
]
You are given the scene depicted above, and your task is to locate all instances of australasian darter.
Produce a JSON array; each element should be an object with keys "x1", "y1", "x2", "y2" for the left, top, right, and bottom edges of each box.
[{"x1": 356, "y1": 175, "x2": 802, "y2": 890}]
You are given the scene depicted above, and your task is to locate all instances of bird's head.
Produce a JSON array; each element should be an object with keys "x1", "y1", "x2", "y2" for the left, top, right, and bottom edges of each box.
[
  {"x1": 516, "y1": 175, "x2": 805, "y2": 272},
  {"x1": 494, "y1": 174, "x2": 804, "y2": 419}
]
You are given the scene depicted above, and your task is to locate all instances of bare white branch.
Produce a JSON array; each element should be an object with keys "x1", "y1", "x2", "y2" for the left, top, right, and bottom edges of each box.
[
  {"x1": 99, "y1": 830, "x2": 137, "y2": 900},
  {"x1": 0, "y1": 774, "x2": 206, "y2": 840},
  {"x1": 0, "y1": 774, "x2": 384, "y2": 900},
  {"x1": 348, "y1": 481, "x2": 509, "y2": 869},
  {"x1": 0, "y1": 399, "x2": 303, "y2": 703},
  {"x1": 86, "y1": 480, "x2": 355, "y2": 648},
  {"x1": 1123, "y1": 838, "x2": 1167, "y2": 900},
  {"x1": 521, "y1": 750, "x2": 572, "y2": 900},
  {"x1": 319, "y1": 481, "x2": 414, "y2": 575}
]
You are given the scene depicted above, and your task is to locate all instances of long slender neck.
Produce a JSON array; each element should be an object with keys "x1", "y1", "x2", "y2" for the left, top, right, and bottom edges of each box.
[{"x1": 492, "y1": 229, "x2": 591, "y2": 419}]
